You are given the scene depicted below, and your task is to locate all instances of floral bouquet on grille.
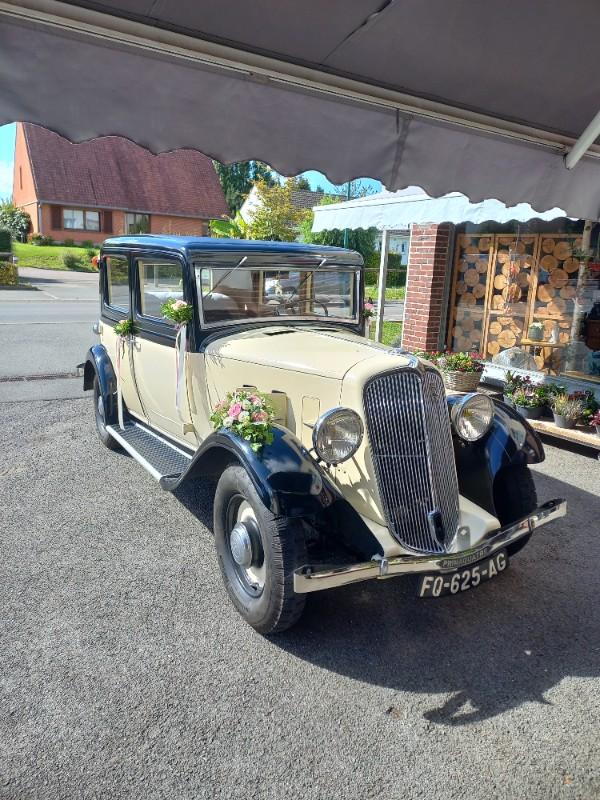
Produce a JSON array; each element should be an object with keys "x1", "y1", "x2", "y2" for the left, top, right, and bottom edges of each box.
[{"x1": 210, "y1": 390, "x2": 275, "y2": 452}]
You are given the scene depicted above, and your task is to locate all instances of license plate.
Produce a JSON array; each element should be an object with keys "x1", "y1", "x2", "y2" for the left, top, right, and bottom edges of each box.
[{"x1": 418, "y1": 550, "x2": 508, "y2": 598}]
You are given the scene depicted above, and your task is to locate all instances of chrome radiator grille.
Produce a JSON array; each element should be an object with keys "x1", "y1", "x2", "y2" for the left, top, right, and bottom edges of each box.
[{"x1": 363, "y1": 367, "x2": 460, "y2": 553}]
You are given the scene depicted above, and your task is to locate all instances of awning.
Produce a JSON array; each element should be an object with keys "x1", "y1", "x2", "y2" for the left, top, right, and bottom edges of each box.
[
  {"x1": 3, "y1": 1, "x2": 600, "y2": 219},
  {"x1": 312, "y1": 187, "x2": 571, "y2": 232}
]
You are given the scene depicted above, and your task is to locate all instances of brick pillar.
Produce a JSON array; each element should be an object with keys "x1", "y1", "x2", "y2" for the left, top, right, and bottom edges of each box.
[{"x1": 401, "y1": 223, "x2": 453, "y2": 352}]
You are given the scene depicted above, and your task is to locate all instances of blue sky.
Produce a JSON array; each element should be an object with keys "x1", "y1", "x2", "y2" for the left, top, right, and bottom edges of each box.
[{"x1": 0, "y1": 122, "x2": 381, "y2": 198}]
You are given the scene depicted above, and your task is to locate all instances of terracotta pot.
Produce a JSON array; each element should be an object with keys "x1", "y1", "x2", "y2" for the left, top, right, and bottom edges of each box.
[
  {"x1": 553, "y1": 413, "x2": 576, "y2": 429},
  {"x1": 515, "y1": 404, "x2": 544, "y2": 420},
  {"x1": 442, "y1": 371, "x2": 482, "y2": 392}
]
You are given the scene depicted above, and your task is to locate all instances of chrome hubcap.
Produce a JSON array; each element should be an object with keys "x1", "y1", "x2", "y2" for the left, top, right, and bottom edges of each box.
[{"x1": 228, "y1": 500, "x2": 265, "y2": 595}]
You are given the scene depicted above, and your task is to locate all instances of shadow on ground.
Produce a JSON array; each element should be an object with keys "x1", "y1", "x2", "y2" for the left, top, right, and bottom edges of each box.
[{"x1": 176, "y1": 468, "x2": 599, "y2": 726}]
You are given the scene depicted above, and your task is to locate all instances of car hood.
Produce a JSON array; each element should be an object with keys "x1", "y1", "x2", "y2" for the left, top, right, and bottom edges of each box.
[{"x1": 204, "y1": 325, "x2": 406, "y2": 379}]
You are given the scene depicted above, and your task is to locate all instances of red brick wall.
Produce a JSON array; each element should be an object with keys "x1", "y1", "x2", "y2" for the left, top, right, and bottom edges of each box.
[
  {"x1": 402, "y1": 223, "x2": 453, "y2": 352},
  {"x1": 150, "y1": 215, "x2": 207, "y2": 236}
]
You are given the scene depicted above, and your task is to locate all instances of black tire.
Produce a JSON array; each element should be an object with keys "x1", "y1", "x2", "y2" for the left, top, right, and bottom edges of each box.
[
  {"x1": 493, "y1": 465, "x2": 538, "y2": 556},
  {"x1": 93, "y1": 375, "x2": 120, "y2": 450},
  {"x1": 214, "y1": 465, "x2": 306, "y2": 635}
]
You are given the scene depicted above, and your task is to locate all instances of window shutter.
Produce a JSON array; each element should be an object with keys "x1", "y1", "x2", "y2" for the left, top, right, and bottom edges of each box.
[
  {"x1": 102, "y1": 210, "x2": 113, "y2": 233},
  {"x1": 50, "y1": 206, "x2": 62, "y2": 230}
]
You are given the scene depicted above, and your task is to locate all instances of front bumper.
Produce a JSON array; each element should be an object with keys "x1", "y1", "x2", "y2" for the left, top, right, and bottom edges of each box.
[{"x1": 293, "y1": 498, "x2": 567, "y2": 594}]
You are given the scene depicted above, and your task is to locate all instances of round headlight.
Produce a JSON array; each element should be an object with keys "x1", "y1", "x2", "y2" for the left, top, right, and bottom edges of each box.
[
  {"x1": 451, "y1": 393, "x2": 494, "y2": 442},
  {"x1": 312, "y1": 408, "x2": 364, "y2": 465}
]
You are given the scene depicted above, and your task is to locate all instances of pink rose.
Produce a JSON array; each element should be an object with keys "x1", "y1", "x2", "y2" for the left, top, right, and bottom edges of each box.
[
  {"x1": 364, "y1": 302, "x2": 374, "y2": 312},
  {"x1": 252, "y1": 411, "x2": 268, "y2": 423},
  {"x1": 172, "y1": 299, "x2": 187, "y2": 310},
  {"x1": 228, "y1": 403, "x2": 242, "y2": 418},
  {"x1": 249, "y1": 395, "x2": 261, "y2": 405}
]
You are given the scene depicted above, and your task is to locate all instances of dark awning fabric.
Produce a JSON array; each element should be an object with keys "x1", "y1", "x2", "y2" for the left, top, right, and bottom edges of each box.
[{"x1": 3, "y1": 0, "x2": 600, "y2": 219}]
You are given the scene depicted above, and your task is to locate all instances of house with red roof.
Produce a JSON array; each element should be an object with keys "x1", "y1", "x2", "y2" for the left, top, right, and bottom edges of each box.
[{"x1": 12, "y1": 123, "x2": 229, "y2": 244}]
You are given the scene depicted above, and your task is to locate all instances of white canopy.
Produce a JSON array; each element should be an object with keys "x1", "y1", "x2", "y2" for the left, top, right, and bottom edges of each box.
[
  {"x1": 3, "y1": 1, "x2": 600, "y2": 219},
  {"x1": 312, "y1": 187, "x2": 571, "y2": 232}
]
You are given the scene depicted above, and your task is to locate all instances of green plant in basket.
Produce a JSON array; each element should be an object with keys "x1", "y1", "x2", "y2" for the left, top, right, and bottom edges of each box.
[
  {"x1": 436, "y1": 351, "x2": 484, "y2": 373},
  {"x1": 210, "y1": 390, "x2": 275, "y2": 452}
]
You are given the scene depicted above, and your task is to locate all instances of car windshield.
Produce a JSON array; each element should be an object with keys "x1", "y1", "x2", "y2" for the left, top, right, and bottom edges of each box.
[{"x1": 195, "y1": 264, "x2": 358, "y2": 326}]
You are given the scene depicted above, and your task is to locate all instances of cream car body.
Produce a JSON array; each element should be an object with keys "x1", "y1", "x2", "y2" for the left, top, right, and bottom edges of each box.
[{"x1": 83, "y1": 236, "x2": 566, "y2": 634}]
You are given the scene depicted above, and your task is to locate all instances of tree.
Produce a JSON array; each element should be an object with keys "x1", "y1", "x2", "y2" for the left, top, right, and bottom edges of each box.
[
  {"x1": 0, "y1": 200, "x2": 31, "y2": 242},
  {"x1": 209, "y1": 212, "x2": 251, "y2": 239},
  {"x1": 299, "y1": 195, "x2": 377, "y2": 262},
  {"x1": 214, "y1": 161, "x2": 276, "y2": 215},
  {"x1": 247, "y1": 180, "x2": 305, "y2": 241},
  {"x1": 293, "y1": 176, "x2": 311, "y2": 191}
]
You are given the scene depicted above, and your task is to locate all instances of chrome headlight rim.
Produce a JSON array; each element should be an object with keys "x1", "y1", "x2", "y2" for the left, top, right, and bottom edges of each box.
[
  {"x1": 312, "y1": 407, "x2": 364, "y2": 465},
  {"x1": 451, "y1": 392, "x2": 494, "y2": 442}
]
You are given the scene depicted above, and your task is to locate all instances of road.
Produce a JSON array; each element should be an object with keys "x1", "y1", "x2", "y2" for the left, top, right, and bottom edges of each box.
[
  {"x1": 0, "y1": 268, "x2": 99, "y2": 401},
  {"x1": 0, "y1": 398, "x2": 598, "y2": 799}
]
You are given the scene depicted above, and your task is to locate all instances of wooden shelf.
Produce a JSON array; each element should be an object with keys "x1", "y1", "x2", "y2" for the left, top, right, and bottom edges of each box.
[{"x1": 529, "y1": 419, "x2": 600, "y2": 451}]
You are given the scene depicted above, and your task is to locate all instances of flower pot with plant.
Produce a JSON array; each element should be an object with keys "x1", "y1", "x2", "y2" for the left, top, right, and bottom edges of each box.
[
  {"x1": 551, "y1": 393, "x2": 586, "y2": 429},
  {"x1": 527, "y1": 321, "x2": 544, "y2": 342},
  {"x1": 588, "y1": 410, "x2": 600, "y2": 438},
  {"x1": 512, "y1": 387, "x2": 545, "y2": 420},
  {"x1": 436, "y1": 351, "x2": 484, "y2": 392}
]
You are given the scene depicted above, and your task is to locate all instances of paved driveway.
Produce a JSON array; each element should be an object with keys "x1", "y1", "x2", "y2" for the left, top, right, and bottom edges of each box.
[{"x1": 0, "y1": 398, "x2": 598, "y2": 799}]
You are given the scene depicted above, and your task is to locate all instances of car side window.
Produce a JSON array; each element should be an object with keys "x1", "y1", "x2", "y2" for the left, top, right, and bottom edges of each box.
[
  {"x1": 105, "y1": 255, "x2": 130, "y2": 311},
  {"x1": 137, "y1": 258, "x2": 184, "y2": 323}
]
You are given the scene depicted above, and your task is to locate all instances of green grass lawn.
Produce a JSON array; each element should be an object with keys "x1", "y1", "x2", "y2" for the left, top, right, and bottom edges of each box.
[
  {"x1": 368, "y1": 320, "x2": 403, "y2": 346},
  {"x1": 13, "y1": 242, "x2": 99, "y2": 272},
  {"x1": 365, "y1": 284, "x2": 405, "y2": 301}
]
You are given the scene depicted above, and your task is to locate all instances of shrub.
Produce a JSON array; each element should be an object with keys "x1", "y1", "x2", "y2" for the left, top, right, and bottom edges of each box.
[
  {"x1": 80, "y1": 240, "x2": 94, "y2": 249},
  {"x1": 85, "y1": 248, "x2": 97, "y2": 262},
  {"x1": 551, "y1": 393, "x2": 586, "y2": 421},
  {"x1": 30, "y1": 233, "x2": 44, "y2": 246},
  {"x1": 0, "y1": 201, "x2": 31, "y2": 241},
  {"x1": 0, "y1": 228, "x2": 11, "y2": 252},
  {"x1": 364, "y1": 252, "x2": 406, "y2": 287},
  {"x1": 62, "y1": 251, "x2": 85, "y2": 270},
  {"x1": 39, "y1": 235, "x2": 54, "y2": 246},
  {"x1": 0, "y1": 260, "x2": 17, "y2": 285},
  {"x1": 63, "y1": 238, "x2": 75, "y2": 247}
]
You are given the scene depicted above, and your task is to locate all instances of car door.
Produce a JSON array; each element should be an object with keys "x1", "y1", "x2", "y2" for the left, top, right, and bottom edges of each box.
[
  {"x1": 100, "y1": 251, "x2": 145, "y2": 419},
  {"x1": 131, "y1": 253, "x2": 196, "y2": 445}
]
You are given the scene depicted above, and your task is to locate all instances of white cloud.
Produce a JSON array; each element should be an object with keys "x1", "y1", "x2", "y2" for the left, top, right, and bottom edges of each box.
[{"x1": 0, "y1": 160, "x2": 13, "y2": 199}]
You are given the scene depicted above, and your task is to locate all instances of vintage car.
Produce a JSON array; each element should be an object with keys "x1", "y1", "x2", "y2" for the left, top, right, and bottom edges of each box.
[{"x1": 83, "y1": 236, "x2": 566, "y2": 634}]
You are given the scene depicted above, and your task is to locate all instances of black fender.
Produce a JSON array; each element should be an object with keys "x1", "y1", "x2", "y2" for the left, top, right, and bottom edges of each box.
[
  {"x1": 162, "y1": 425, "x2": 339, "y2": 517},
  {"x1": 447, "y1": 395, "x2": 545, "y2": 516},
  {"x1": 163, "y1": 425, "x2": 383, "y2": 558},
  {"x1": 82, "y1": 344, "x2": 118, "y2": 425}
]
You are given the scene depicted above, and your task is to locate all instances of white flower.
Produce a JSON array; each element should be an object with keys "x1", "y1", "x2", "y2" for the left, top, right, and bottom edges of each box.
[
  {"x1": 238, "y1": 411, "x2": 250, "y2": 422},
  {"x1": 222, "y1": 416, "x2": 234, "y2": 428},
  {"x1": 241, "y1": 400, "x2": 251, "y2": 410}
]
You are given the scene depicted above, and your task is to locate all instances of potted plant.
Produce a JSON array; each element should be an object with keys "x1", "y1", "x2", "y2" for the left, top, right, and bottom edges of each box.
[
  {"x1": 589, "y1": 410, "x2": 600, "y2": 438},
  {"x1": 550, "y1": 393, "x2": 586, "y2": 429},
  {"x1": 512, "y1": 386, "x2": 545, "y2": 420},
  {"x1": 527, "y1": 321, "x2": 544, "y2": 342},
  {"x1": 436, "y1": 351, "x2": 484, "y2": 392},
  {"x1": 502, "y1": 371, "x2": 525, "y2": 407}
]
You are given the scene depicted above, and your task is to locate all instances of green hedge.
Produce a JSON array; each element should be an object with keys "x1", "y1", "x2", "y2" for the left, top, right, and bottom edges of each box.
[
  {"x1": 0, "y1": 260, "x2": 18, "y2": 285},
  {"x1": 364, "y1": 252, "x2": 406, "y2": 287},
  {"x1": 0, "y1": 229, "x2": 11, "y2": 252}
]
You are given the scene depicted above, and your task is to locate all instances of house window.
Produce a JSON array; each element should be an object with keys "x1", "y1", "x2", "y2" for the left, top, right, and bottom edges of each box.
[
  {"x1": 126, "y1": 213, "x2": 150, "y2": 234},
  {"x1": 63, "y1": 208, "x2": 100, "y2": 231}
]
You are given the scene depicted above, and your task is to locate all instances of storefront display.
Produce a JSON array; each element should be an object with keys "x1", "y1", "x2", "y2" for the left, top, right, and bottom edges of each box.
[{"x1": 447, "y1": 226, "x2": 600, "y2": 385}]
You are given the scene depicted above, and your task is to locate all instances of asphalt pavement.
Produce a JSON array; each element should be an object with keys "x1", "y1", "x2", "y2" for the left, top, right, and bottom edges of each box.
[
  {"x1": 0, "y1": 268, "x2": 99, "y2": 401},
  {"x1": 0, "y1": 396, "x2": 598, "y2": 799}
]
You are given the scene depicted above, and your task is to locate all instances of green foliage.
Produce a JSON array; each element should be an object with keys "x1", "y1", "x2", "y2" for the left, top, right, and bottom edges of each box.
[
  {"x1": 161, "y1": 298, "x2": 193, "y2": 326},
  {"x1": 85, "y1": 248, "x2": 97, "y2": 262},
  {"x1": 368, "y1": 321, "x2": 403, "y2": 346},
  {"x1": 248, "y1": 180, "x2": 305, "y2": 241},
  {"x1": 114, "y1": 319, "x2": 136, "y2": 337},
  {"x1": 210, "y1": 212, "x2": 250, "y2": 239},
  {"x1": 551, "y1": 393, "x2": 586, "y2": 420},
  {"x1": 210, "y1": 389, "x2": 275, "y2": 452},
  {"x1": 12, "y1": 242, "x2": 96, "y2": 271},
  {"x1": 215, "y1": 161, "x2": 275, "y2": 215},
  {"x1": 0, "y1": 261, "x2": 18, "y2": 285},
  {"x1": 430, "y1": 352, "x2": 485, "y2": 373},
  {"x1": 61, "y1": 251, "x2": 85, "y2": 270},
  {"x1": 364, "y1": 251, "x2": 406, "y2": 288},
  {"x1": 81, "y1": 240, "x2": 94, "y2": 249},
  {"x1": 299, "y1": 195, "x2": 377, "y2": 262},
  {"x1": 513, "y1": 388, "x2": 545, "y2": 409},
  {"x1": 63, "y1": 238, "x2": 75, "y2": 247},
  {"x1": 30, "y1": 234, "x2": 54, "y2": 246},
  {"x1": 0, "y1": 201, "x2": 31, "y2": 241},
  {"x1": 293, "y1": 176, "x2": 311, "y2": 190},
  {"x1": 0, "y1": 229, "x2": 11, "y2": 252}
]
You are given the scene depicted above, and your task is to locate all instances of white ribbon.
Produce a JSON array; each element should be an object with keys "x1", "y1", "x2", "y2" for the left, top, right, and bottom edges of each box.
[
  {"x1": 116, "y1": 336, "x2": 125, "y2": 430},
  {"x1": 175, "y1": 323, "x2": 187, "y2": 421}
]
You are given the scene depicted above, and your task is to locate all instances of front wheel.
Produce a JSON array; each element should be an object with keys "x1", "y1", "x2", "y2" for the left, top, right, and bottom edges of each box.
[
  {"x1": 493, "y1": 464, "x2": 538, "y2": 556},
  {"x1": 93, "y1": 375, "x2": 120, "y2": 450},
  {"x1": 213, "y1": 465, "x2": 306, "y2": 635}
]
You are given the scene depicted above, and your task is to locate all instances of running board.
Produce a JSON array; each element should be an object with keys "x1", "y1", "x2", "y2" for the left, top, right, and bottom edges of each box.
[{"x1": 106, "y1": 422, "x2": 193, "y2": 484}]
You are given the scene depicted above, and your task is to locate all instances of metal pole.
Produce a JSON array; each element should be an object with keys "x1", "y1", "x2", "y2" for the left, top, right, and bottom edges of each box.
[
  {"x1": 342, "y1": 181, "x2": 352, "y2": 248},
  {"x1": 375, "y1": 229, "x2": 390, "y2": 343},
  {"x1": 565, "y1": 110, "x2": 600, "y2": 169}
]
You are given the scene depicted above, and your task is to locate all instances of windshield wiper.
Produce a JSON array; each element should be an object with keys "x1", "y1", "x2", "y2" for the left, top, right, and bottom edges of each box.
[{"x1": 203, "y1": 255, "x2": 248, "y2": 300}]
